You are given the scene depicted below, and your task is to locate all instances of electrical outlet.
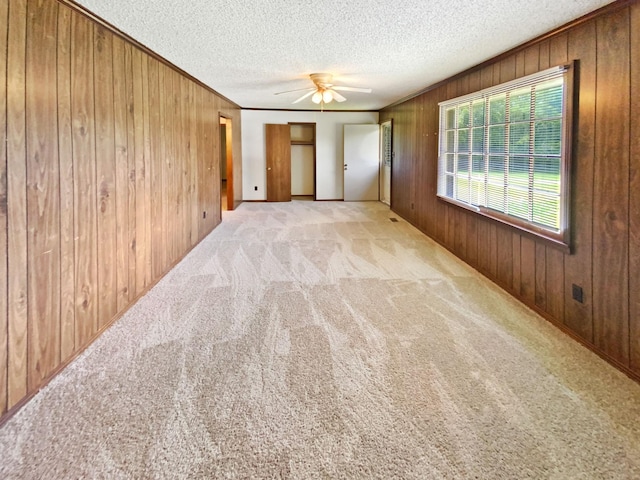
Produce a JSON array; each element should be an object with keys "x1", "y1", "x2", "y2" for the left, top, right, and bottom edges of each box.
[
  {"x1": 572, "y1": 284, "x2": 583, "y2": 303},
  {"x1": 254, "y1": 186, "x2": 258, "y2": 191},
  {"x1": 202, "y1": 211, "x2": 206, "y2": 219}
]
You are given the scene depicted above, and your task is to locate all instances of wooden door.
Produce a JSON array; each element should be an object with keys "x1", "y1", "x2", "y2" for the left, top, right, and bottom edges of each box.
[{"x1": 266, "y1": 124, "x2": 291, "y2": 202}]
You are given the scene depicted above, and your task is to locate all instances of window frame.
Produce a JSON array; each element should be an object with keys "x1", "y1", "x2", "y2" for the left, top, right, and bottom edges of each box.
[{"x1": 437, "y1": 63, "x2": 575, "y2": 252}]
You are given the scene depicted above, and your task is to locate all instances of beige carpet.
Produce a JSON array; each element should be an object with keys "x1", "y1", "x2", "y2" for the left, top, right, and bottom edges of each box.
[{"x1": 1, "y1": 200, "x2": 639, "y2": 479}]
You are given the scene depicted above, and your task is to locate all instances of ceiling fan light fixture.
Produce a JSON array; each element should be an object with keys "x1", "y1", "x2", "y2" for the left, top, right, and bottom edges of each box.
[{"x1": 277, "y1": 73, "x2": 371, "y2": 107}]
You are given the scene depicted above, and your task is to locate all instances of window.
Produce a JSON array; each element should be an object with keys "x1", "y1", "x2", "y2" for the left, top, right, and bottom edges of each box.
[{"x1": 437, "y1": 64, "x2": 573, "y2": 248}]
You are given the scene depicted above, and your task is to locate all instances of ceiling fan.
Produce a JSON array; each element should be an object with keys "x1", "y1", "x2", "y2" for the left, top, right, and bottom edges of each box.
[{"x1": 274, "y1": 73, "x2": 372, "y2": 108}]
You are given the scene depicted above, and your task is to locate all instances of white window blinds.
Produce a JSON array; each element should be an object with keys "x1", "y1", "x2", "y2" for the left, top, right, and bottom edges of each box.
[{"x1": 437, "y1": 65, "x2": 571, "y2": 243}]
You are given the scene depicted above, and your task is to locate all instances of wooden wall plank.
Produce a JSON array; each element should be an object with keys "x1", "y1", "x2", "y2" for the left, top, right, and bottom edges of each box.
[
  {"x1": 57, "y1": 4, "x2": 75, "y2": 361},
  {"x1": 148, "y1": 58, "x2": 163, "y2": 280},
  {"x1": 515, "y1": 51, "x2": 525, "y2": 78},
  {"x1": 545, "y1": 248, "x2": 564, "y2": 319},
  {"x1": 535, "y1": 242, "x2": 547, "y2": 311},
  {"x1": 549, "y1": 33, "x2": 569, "y2": 66},
  {"x1": 593, "y1": 8, "x2": 630, "y2": 364},
  {"x1": 476, "y1": 219, "x2": 490, "y2": 276},
  {"x1": 168, "y1": 69, "x2": 176, "y2": 259},
  {"x1": 7, "y1": 0, "x2": 28, "y2": 409},
  {"x1": 94, "y1": 25, "x2": 117, "y2": 331},
  {"x1": 71, "y1": 10, "x2": 97, "y2": 348},
  {"x1": 539, "y1": 40, "x2": 550, "y2": 69},
  {"x1": 564, "y1": 21, "x2": 596, "y2": 342},
  {"x1": 160, "y1": 66, "x2": 171, "y2": 262},
  {"x1": 0, "y1": 0, "x2": 8, "y2": 415},
  {"x1": 630, "y1": 2, "x2": 640, "y2": 374},
  {"x1": 132, "y1": 47, "x2": 146, "y2": 297},
  {"x1": 196, "y1": 86, "x2": 206, "y2": 241},
  {"x1": 142, "y1": 56, "x2": 152, "y2": 287},
  {"x1": 203, "y1": 89, "x2": 214, "y2": 236},
  {"x1": 123, "y1": 43, "x2": 136, "y2": 303},
  {"x1": 391, "y1": 101, "x2": 410, "y2": 221},
  {"x1": 524, "y1": 44, "x2": 540, "y2": 75},
  {"x1": 500, "y1": 55, "x2": 516, "y2": 82},
  {"x1": 174, "y1": 70, "x2": 183, "y2": 255},
  {"x1": 163, "y1": 66, "x2": 174, "y2": 261},
  {"x1": 454, "y1": 210, "x2": 467, "y2": 260},
  {"x1": 156, "y1": 62, "x2": 168, "y2": 274},
  {"x1": 519, "y1": 237, "x2": 536, "y2": 305},
  {"x1": 205, "y1": 91, "x2": 219, "y2": 233},
  {"x1": 413, "y1": 96, "x2": 426, "y2": 235},
  {"x1": 511, "y1": 234, "x2": 521, "y2": 295},
  {"x1": 496, "y1": 226, "x2": 513, "y2": 289},
  {"x1": 112, "y1": 35, "x2": 129, "y2": 313},
  {"x1": 406, "y1": 99, "x2": 417, "y2": 225},
  {"x1": 26, "y1": 0, "x2": 61, "y2": 390},
  {"x1": 188, "y1": 81, "x2": 198, "y2": 247},
  {"x1": 179, "y1": 76, "x2": 189, "y2": 254},
  {"x1": 488, "y1": 222, "x2": 498, "y2": 279},
  {"x1": 465, "y1": 212, "x2": 477, "y2": 268}
]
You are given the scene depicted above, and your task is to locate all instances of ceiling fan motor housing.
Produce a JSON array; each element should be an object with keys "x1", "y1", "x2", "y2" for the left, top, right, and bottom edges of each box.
[{"x1": 310, "y1": 73, "x2": 333, "y2": 88}]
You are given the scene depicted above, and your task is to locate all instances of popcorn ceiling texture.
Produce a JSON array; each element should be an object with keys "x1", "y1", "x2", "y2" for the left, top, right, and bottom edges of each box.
[{"x1": 75, "y1": 0, "x2": 613, "y2": 110}]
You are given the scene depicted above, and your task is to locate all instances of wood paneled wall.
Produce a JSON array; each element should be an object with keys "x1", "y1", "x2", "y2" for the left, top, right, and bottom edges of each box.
[
  {"x1": 381, "y1": 1, "x2": 640, "y2": 381},
  {"x1": 0, "y1": 0, "x2": 242, "y2": 420}
]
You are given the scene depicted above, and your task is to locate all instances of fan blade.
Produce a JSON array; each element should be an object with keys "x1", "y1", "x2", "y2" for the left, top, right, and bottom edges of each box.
[
  {"x1": 274, "y1": 87, "x2": 315, "y2": 96},
  {"x1": 292, "y1": 90, "x2": 316, "y2": 104},
  {"x1": 333, "y1": 86, "x2": 372, "y2": 93},
  {"x1": 329, "y1": 89, "x2": 347, "y2": 102}
]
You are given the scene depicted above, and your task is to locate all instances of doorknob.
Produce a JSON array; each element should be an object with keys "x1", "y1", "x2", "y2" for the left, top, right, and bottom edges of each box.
[{"x1": 267, "y1": 167, "x2": 271, "y2": 170}]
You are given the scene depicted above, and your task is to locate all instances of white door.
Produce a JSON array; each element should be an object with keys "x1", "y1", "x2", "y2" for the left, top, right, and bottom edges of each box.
[{"x1": 343, "y1": 124, "x2": 380, "y2": 201}]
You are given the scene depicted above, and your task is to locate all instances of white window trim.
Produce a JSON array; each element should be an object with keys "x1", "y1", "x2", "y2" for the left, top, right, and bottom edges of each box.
[{"x1": 437, "y1": 63, "x2": 574, "y2": 251}]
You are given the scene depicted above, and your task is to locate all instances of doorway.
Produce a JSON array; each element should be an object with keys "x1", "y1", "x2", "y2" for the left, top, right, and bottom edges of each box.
[
  {"x1": 289, "y1": 123, "x2": 316, "y2": 200},
  {"x1": 380, "y1": 120, "x2": 392, "y2": 206},
  {"x1": 220, "y1": 116, "x2": 234, "y2": 211}
]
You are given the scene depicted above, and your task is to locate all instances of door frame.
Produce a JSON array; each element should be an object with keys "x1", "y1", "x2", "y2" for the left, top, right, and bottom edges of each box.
[
  {"x1": 379, "y1": 119, "x2": 393, "y2": 206},
  {"x1": 219, "y1": 115, "x2": 234, "y2": 211}
]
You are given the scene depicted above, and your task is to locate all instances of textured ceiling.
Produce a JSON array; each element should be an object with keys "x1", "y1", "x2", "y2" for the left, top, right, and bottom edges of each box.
[{"x1": 75, "y1": 0, "x2": 614, "y2": 111}]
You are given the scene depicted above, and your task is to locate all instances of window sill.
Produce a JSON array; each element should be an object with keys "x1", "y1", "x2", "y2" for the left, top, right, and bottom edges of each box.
[{"x1": 437, "y1": 195, "x2": 571, "y2": 254}]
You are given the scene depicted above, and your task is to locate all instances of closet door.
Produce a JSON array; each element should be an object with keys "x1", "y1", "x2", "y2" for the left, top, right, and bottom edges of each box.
[{"x1": 266, "y1": 124, "x2": 291, "y2": 202}]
